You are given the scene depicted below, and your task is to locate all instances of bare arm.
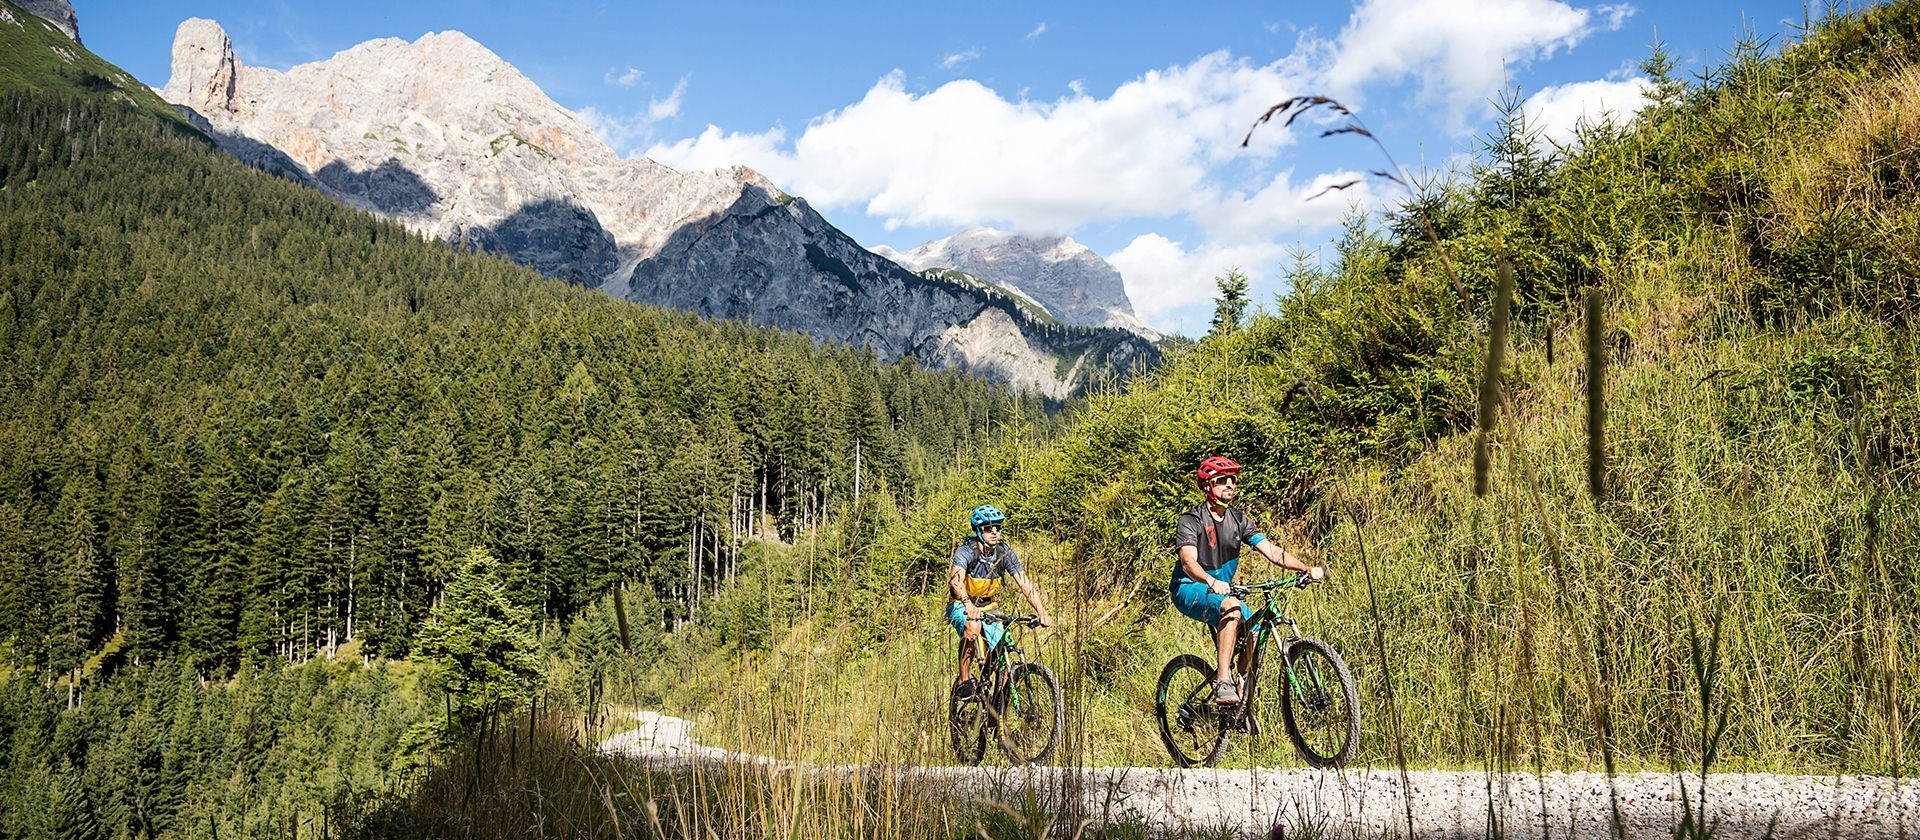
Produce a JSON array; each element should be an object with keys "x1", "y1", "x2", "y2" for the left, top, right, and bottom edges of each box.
[
  {"x1": 1256, "y1": 538, "x2": 1324, "y2": 580},
  {"x1": 1010, "y1": 571, "x2": 1053, "y2": 627},
  {"x1": 949, "y1": 564, "x2": 981, "y2": 619},
  {"x1": 1180, "y1": 545, "x2": 1232, "y2": 593}
]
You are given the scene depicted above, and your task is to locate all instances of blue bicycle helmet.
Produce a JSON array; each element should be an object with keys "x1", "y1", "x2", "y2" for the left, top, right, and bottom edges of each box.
[{"x1": 969, "y1": 504, "x2": 1006, "y2": 536}]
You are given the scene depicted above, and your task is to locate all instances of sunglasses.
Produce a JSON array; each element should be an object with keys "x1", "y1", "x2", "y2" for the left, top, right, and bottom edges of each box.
[
  {"x1": 981, "y1": 524, "x2": 1003, "y2": 533},
  {"x1": 1209, "y1": 476, "x2": 1236, "y2": 487}
]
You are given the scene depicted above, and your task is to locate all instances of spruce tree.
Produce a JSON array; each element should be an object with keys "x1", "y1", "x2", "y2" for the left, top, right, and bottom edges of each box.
[
  {"x1": 1210, "y1": 268, "x2": 1251, "y2": 336},
  {"x1": 411, "y1": 548, "x2": 543, "y2": 729}
]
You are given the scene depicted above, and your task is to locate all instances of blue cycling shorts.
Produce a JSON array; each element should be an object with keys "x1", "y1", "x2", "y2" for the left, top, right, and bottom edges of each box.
[
  {"x1": 1170, "y1": 558, "x2": 1253, "y2": 626},
  {"x1": 948, "y1": 600, "x2": 1007, "y2": 651}
]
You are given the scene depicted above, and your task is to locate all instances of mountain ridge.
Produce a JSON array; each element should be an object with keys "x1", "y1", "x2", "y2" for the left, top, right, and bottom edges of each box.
[
  {"x1": 153, "y1": 18, "x2": 1159, "y2": 397},
  {"x1": 878, "y1": 226, "x2": 1161, "y2": 340}
]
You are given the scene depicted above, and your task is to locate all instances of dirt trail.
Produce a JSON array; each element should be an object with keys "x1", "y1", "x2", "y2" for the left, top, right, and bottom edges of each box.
[{"x1": 599, "y1": 712, "x2": 1918, "y2": 839}]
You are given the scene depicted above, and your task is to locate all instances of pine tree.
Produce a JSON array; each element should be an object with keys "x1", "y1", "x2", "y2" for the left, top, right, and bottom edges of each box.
[{"x1": 1210, "y1": 268, "x2": 1251, "y2": 336}]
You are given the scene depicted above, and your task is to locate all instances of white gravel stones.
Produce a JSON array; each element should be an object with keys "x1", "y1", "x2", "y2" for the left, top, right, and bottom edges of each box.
[{"x1": 600, "y1": 713, "x2": 1918, "y2": 838}]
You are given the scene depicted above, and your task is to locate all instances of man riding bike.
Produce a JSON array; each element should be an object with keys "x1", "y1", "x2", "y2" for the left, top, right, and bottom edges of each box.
[
  {"x1": 949, "y1": 504, "x2": 1054, "y2": 699},
  {"x1": 1170, "y1": 456, "x2": 1325, "y2": 704}
]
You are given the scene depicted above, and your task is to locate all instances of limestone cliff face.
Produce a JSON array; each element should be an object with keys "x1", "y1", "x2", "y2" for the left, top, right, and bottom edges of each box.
[
  {"x1": 879, "y1": 227, "x2": 1160, "y2": 339},
  {"x1": 15, "y1": 0, "x2": 78, "y2": 43},
  {"x1": 155, "y1": 19, "x2": 1158, "y2": 396}
]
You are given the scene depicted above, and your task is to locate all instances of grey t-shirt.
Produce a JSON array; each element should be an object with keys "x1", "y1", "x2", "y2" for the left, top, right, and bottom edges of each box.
[{"x1": 1172, "y1": 502, "x2": 1265, "y2": 580}]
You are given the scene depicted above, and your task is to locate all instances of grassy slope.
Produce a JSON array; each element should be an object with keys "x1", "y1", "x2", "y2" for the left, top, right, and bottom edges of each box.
[
  {"x1": 654, "y1": 1, "x2": 1920, "y2": 775},
  {"x1": 0, "y1": 0, "x2": 183, "y2": 124}
]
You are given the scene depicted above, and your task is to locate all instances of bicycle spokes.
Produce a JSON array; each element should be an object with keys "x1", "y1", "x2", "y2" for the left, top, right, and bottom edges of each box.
[
  {"x1": 996, "y1": 663, "x2": 1062, "y2": 765},
  {"x1": 1292, "y1": 658, "x2": 1330, "y2": 709},
  {"x1": 1157, "y1": 654, "x2": 1229, "y2": 767},
  {"x1": 948, "y1": 692, "x2": 989, "y2": 764},
  {"x1": 1280, "y1": 639, "x2": 1360, "y2": 769}
]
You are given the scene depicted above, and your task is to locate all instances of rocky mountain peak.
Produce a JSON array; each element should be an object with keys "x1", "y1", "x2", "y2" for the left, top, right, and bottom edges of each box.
[
  {"x1": 15, "y1": 0, "x2": 77, "y2": 43},
  {"x1": 884, "y1": 226, "x2": 1159, "y2": 339},
  {"x1": 153, "y1": 20, "x2": 1157, "y2": 397},
  {"x1": 161, "y1": 19, "x2": 240, "y2": 113}
]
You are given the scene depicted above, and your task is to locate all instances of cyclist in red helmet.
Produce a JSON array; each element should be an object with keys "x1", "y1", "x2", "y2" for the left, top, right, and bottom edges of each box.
[
  {"x1": 949, "y1": 504, "x2": 1054, "y2": 699},
  {"x1": 1171, "y1": 456, "x2": 1325, "y2": 704}
]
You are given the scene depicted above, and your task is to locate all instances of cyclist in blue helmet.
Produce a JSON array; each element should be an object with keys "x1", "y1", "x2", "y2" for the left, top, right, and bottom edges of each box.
[{"x1": 949, "y1": 503, "x2": 1053, "y2": 699}]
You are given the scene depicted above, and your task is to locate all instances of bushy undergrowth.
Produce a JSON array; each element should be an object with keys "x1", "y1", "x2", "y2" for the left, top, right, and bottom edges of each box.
[
  {"x1": 339, "y1": 3, "x2": 1920, "y2": 837},
  {"x1": 608, "y1": 0, "x2": 1920, "y2": 780}
]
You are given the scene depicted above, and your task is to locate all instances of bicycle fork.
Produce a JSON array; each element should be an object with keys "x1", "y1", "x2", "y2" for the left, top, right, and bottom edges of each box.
[{"x1": 1282, "y1": 641, "x2": 1330, "y2": 710}]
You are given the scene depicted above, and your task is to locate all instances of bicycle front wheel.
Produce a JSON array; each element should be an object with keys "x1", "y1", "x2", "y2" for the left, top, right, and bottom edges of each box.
[
  {"x1": 996, "y1": 662, "x2": 1062, "y2": 765},
  {"x1": 1156, "y1": 653, "x2": 1230, "y2": 768},
  {"x1": 1278, "y1": 637, "x2": 1360, "y2": 769},
  {"x1": 948, "y1": 686, "x2": 989, "y2": 765}
]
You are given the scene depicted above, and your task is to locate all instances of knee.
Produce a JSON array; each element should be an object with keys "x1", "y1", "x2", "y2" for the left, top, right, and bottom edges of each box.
[{"x1": 962, "y1": 621, "x2": 981, "y2": 641}]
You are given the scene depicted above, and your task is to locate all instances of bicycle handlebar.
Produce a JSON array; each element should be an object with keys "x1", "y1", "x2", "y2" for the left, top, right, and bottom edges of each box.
[
  {"x1": 1229, "y1": 571, "x2": 1319, "y2": 598},
  {"x1": 979, "y1": 610, "x2": 1045, "y2": 628}
]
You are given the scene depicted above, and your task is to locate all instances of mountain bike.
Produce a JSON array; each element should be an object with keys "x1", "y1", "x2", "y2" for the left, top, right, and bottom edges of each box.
[
  {"x1": 947, "y1": 611, "x2": 1063, "y2": 765},
  {"x1": 1155, "y1": 572, "x2": 1359, "y2": 769}
]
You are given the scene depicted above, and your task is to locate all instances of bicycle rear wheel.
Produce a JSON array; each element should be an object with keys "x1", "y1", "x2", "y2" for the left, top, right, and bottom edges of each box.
[
  {"x1": 948, "y1": 685, "x2": 989, "y2": 764},
  {"x1": 1156, "y1": 653, "x2": 1230, "y2": 768},
  {"x1": 996, "y1": 662, "x2": 1062, "y2": 765},
  {"x1": 1278, "y1": 637, "x2": 1360, "y2": 768}
]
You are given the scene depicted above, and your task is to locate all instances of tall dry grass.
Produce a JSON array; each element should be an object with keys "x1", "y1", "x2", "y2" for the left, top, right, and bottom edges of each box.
[{"x1": 383, "y1": 7, "x2": 1920, "y2": 838}]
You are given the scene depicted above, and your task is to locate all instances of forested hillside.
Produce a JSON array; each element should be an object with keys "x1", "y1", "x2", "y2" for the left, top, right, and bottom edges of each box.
[
  {"x1": 0, "y1": 62, "x2": 1062, "y2": 835},
  {"x1": 0, "y1": 5, "x2": 1078, "y2": 829},
  {"x1": 0, "y1": 85, "x2": 1057, "y2": 673}
]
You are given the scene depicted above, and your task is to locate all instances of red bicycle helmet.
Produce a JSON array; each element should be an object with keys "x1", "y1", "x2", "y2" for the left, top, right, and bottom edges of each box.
[{"x1": 1196, "y1": 456, "x2": 1242, "y2": 490}]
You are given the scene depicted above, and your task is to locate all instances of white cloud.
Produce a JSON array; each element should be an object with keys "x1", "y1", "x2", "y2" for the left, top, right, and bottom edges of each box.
[
  {"x1": 1107, "y1": 167, "x2": 1390, "y2": 333},
  {"x1": 1111, "y1": 234, "x2": 1296, "y2": 335},
  {"x1": 1194, "y1": 169, "x2": 1381, "y2": 244},
  {"x1": 634, "y1": 0, "x2": 1647, "y2": 334},
  {"x1": 578, "y1": 74, "x2": 697, "y2": 156},
  {"x1": 647, "y1": 52, "x2": 1320, "y2": 233},
  {"x1": 1521, "y1": 76, "x2": 1650, "y2": 147},
  {"x1": 942, "y1": 49, "x2": 981, "y2": 71},
  {"x1": 1597, "y1": 3, "x2": 1635, "y2": 29},
  {"x1": 648, "y1": 75, "x2": 690, "y2": 120},
  {"x1": 640, "y1": 50, "x2": 1383, "y2": 335},
  {"x1": 645, "y1": 123, "x2": 789, "y2": 173},
  {"x1": 1319, "y1": 0, "x2": 1633, "y2": 125},
  {"x1": 1026, "y1": 22, "x2": 1048, "y2": 41},
  {"x1": 605, "y1": 67, "x2": 643, "y2": 88}
]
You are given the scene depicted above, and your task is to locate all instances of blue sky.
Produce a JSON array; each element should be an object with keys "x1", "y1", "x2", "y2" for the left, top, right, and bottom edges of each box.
[{"x1": 79, "y1": 0, "x2": 1825, "y2": 336}]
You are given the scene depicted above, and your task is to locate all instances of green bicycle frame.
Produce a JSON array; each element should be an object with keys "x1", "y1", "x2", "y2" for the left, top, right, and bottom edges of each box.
[
  {"x1": 1238, "y1": 574, "x2": 1314, "y2": 695},
  {"x1": 975, "y1": 614, "x2": 1036, "y2": 708}
]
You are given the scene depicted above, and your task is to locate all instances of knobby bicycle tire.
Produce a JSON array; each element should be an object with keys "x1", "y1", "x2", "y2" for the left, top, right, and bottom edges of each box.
[
  {"x1": 996, "y1": 662, "x2": 1062, "y2": 765},
  {"x1": 948, "y1": 686, "x2": 989, "y2": 765},
  {"x1": 1156, "y1": 653, "x2": 1230, "y2": 767},
  {"x1": 1277, "y1": 637, "x2": 1360, "y2": 769}
]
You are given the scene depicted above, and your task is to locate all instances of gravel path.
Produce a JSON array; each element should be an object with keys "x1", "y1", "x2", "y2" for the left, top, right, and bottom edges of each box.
[{"x1": 599, "y1": 712, "x2": 1918, "y2": 839}]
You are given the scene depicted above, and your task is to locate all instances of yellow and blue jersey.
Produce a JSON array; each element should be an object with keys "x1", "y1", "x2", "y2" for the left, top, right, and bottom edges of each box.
[{"x1": 952, "y1": 537, "x2": 1021, "y2": 604}]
